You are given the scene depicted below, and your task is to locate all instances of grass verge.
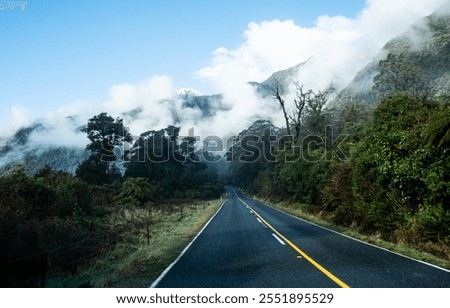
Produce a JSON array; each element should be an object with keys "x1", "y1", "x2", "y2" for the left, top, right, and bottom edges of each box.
[
  {"x1": 256, "y1": 198, "x2": 450, "y2": 270},
  {"x1": 46, "y1": 199, "x2": 223, "y2": 287}
]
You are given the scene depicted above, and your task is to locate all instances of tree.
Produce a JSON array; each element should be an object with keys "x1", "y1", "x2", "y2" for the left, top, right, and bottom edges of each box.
[
  {"x1": 289, "y1": 83, "x2": 309, "y2": 139},
  {"x1": 82, "y1": 112, "x2": 132, "y2": 166},
  {"x1": 76, "y1": 153, "x2": 122, "y2": 185},
  {"x1": 55, "y1": 177, "x2": 93, "y2": 217},
  {"x1": 372, "y1": 53, "x2": 426, "y2": 99},
  {"x1": 78, "y1": 113, "x2": 132, "y2": 185},
  {"x1": 425, "y1": 105, "x2": 450, "y2": 152},
  {"x1": 268, "y1": 78, "x2": 291, "y2": 136},
  {"x1": 304, "y1": 87, "x2": 334, "y2": 138},
  {"x1": 125, "y1": 126, "x2": 184, "y2": 189},
  {"x1": 351, "y1": 94, "x2": 449, "y2": 237}
]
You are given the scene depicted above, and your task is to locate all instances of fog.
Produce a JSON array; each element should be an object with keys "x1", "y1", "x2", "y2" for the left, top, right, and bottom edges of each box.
[{"x1": 1, "y1": 0, "x2": 448, "y2": 168}]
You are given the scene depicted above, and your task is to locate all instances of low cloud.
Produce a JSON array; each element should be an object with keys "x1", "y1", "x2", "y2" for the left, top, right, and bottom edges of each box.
[
  {"x1": 1, "y1": 0, "x2": 448, "y2": 166},
  {"x1": 199, "y1": 0, "x2": 447, "y2": 105},
  {"x1": 0, "y1": 105, "x2": 32, "y2": 140}
]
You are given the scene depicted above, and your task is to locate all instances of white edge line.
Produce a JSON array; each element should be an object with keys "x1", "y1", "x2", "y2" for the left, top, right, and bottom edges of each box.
[
  {"x1": 149, "y1": 200, "x2": 228, "y2": 288},
  {"x1": 272, "y1": 233, "x2": 286, "y2": 246},
  {"x1": 237, "y1": 190, "x2": 450, "y2": 273}
]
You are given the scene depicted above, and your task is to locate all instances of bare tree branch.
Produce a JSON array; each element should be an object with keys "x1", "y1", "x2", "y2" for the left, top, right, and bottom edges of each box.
[
  {"x1": 289, "y1": 82, "x2": 310, "y2": 139},
  {"x1": 268, "y1": 78, "x2": 291, "y2": 136}
]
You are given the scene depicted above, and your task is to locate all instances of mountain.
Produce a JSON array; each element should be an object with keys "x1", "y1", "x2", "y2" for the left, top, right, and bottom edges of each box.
[
  {"x1": 249, "y1": 62, "x2": 306, "y2": 96},
  {"x1": 176, "y1": 87, "x2": 203, "y2": 97},
  {"x1": 121, "y1": 90, "x2": 227, "y2": 123},
  {"x1": 0, "y1": 123, "x2": 89, "y2": 175},
  {"x1": 2, "y1": 5, "x2": 449, "y2": 176},
  {"x1": 0, "y1": 91, "x2": 228, "y2": 175},
  {"x1": 181, "y1": 93, "x2": 226, "y2": 118},
  {"x1": 250, "y1": 3, "x2": 450, "y2": 107},
  {"x1": 333, "y1": 4, "x2": 450, "y2": 106}
]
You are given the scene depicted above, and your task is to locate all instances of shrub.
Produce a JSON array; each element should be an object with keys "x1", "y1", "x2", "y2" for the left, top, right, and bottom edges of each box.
[
  {"x1": 417, "y1": 205, "x2": 450, "y2": 242},
  {"x1": 56, "y1": 178, "x2": 93, "y2": 217},
  {"x1": 115, "y1": 177, "x2": 158, "y2": 207}
]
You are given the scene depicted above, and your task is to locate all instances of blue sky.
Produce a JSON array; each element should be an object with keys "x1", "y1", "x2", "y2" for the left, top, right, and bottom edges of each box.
[{"x1": 0, "y1": 0, "x2": 367, "y2": 119}]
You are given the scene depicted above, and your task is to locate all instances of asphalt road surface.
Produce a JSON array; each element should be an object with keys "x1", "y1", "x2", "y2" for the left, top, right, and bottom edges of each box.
[{"x1": 153, "y1": 187, "x2": 450, "y2": 288}]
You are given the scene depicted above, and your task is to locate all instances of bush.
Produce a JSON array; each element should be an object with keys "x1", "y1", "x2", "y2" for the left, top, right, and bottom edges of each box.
[
  {"x1": 56, "y1": 178, "x2": 93, "y2": 217},
  {"x1": 278, "y1": 152, "x2": 332, "y2": 204},
  {"x1": 0, "y1": 169, "x2": 55, "y2": 220},
  {"x1": 417, "y1": 205, "x2": 450, "y2": 242},
  {"x1": 115, "y1": 177, "x2": 158, "y2": 207}
]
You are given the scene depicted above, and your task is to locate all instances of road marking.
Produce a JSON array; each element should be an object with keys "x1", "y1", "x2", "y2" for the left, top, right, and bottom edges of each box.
[
  {"x1": 150, "y1": 200, "x2": 228, "y2": 288},
  {"x1": 237, "y1": 195, "x2": 350, "y2": 288},
  {"x1": 239, "y1": 190, "x2": 450, "y2": 274},
  {"x1": 256, "y1": 217, "x2": 268, "y2": 228},
  {"x1": 272, "y1": 233, "x2": 286, "y2": 245}
]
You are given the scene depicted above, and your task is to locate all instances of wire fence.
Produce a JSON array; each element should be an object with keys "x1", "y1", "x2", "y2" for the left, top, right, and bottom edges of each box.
[{"x1": 0, "y1": 218, "x2": 126, "y2": 287}]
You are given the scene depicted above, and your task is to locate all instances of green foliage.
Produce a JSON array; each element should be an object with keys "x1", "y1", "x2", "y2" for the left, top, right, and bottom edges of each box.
[
  {"x1": 347, "y1": 94, "x2": 450, "y2": 241},
  {"x1": 76, "y1": 153, "x2": 122, "y2": 185},
  {"x1": 0, "y1": 169, "x2": 118, "y2": 287},
  {"x1": 254, "y1": 93, "x2": 449, "y2": 250},
  {"x1": 278, "y1": 152, "x2": 331, "y2": 204},
  {"x1": 78, "y1": 113, "x2": 131, "y2": 185},
  {"x1": 373, "y1": 53, "x2": 426, "y2": 99},
  {"x1": 322, "y1": 162, "x2": 354, "y2": 211},
  {"x1": 115, "y1": 177, "x2": 158, "y2": 207},
  {"x1": 417, "y1": 205, "x2": 450, "y2": 242},
  {"x1": 55, "y1": 177, "x2": 93, "y2": 217},
  {"x1": 125, "y1": 125, "x2": 220, "y2": 199},
  {"x1": 40, "y1": 216, "x2": 117, "y2": 276},
  {"x1": 0, "y1": 168, "x2": 55, "y2": 220},
  {"x1": 425, "y1": 105, "x2": 450, "y2": 150},
  {"x1": 353, "y1": 95, "x2": 446, "y2": 207},
  {"x1": 82, "y1": 112, "x2": 132, "y2": 160}
]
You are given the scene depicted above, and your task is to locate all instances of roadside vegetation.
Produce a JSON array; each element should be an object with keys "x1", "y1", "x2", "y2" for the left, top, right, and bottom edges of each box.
[
  {"x1": 0, "y1": 113, "x2": 223, "y2": 287},
  {"x1": 46, "y1": 199, "x2": 222, "y2": 287},
  {"x1": 255, "y1": 198, "x2": 450, "y2": 270},
  {"x1": 229, "y1": 90, "x2": 450, "y2": 265}
]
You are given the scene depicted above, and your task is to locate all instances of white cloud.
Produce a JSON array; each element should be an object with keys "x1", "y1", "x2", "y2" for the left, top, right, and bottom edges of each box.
[
  {"x1": 1, "y1": 0, "x2": 447, "y2": 159},
  {"x1": 0, "y1": 105, "x2": 32, "y2": 140},
  {"x1": 199, "y1": 0, "x2": 447, "y2": 94}
]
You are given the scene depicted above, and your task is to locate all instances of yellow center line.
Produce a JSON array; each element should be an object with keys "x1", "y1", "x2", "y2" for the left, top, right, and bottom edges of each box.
[{"x1": 237, "y1": 195, "x2": 350, "y2": 288}]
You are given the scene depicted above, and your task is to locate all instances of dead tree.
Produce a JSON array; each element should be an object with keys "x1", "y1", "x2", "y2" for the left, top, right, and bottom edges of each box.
[
  {"x1": 289, "y1": 82, "x2": 309, "y2": 139},
  {"x1": 268, "y1": 78, "x2": 291, "y2": 136}
]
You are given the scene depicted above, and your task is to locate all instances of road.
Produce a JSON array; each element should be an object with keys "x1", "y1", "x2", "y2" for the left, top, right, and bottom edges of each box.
[{"x1": 153, "y1": 187, "x2": 450, "y2": 288}]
